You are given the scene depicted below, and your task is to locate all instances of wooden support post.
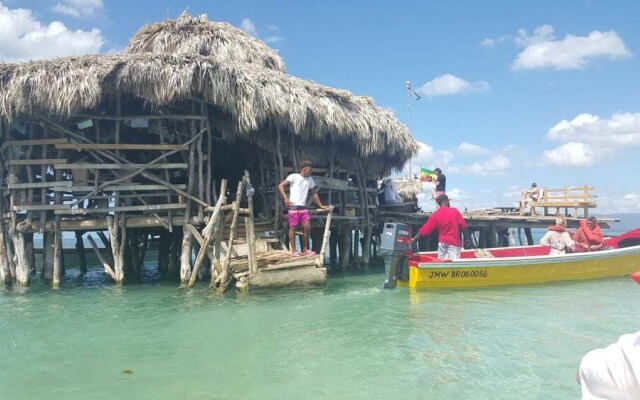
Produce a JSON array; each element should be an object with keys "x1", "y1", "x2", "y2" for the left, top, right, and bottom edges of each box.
[
  {"x1": 179, "y1": 126, "x2": 198, "y2": 283},
  {"x1": 197, "y1": 102, "x2": 205, "y2": 223},
  {"x1": 39, "y1": 126, "x2": 49, "y2": 234},
  {"x1": 339, "y1": 229, "x2": 351, "y2": 268},
  {"x1": 0, "y1": 187, "x2": 11, "y2": 284},
  {"x1": 168, "y1": 228, "x2": 182, "y2": 278},
  {"x1": 489, "y1": 222, "x2": 497, "y2": 249},
  {"x1": 107, "y1": 215, "x2": 126, "y2": 284},
  {"x1": 87, "y1": 235, "x2": 116, "y2": 281},
  {"x1": 352, "y1": 229, "x2": 361, "y2": 265},
  {"x1": 216, "y1": 180, "x2": 244, "y2": 293},
  {"x1": 316, "y1": 206, "x2": 333, "y2": 268},
  {"x1": 52, "y1": 218, "x2": 62, "y2": 288},
  {"x1": 524, "y1": 228, "x2": 534, "y2": 246},
  {"x1": 158, "y1": 230, "x2": 171, "y2": 274},
  {"x1": 189, "y1": 180, "x2": 227, "y2": 288},
  {"x1": 329, "y1": 228, "x2": 339, "y2": 265},
  {"x1": 12, "y1": 233, "x2": 29, "y2": 286},
  {"x1": 75, "y1": 231, "x2": 87, "y2": 276},
  {"x1": 244, "y1": 172, "x2": 258, "y2": 275},
  {"x1": 41, "y1": 231, "x2": 54, "y2": 282}
]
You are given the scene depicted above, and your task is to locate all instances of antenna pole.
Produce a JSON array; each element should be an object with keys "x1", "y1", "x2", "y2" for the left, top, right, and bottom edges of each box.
[{"x1": 406, "y1": 81, "x2": 413, "y2": 179}]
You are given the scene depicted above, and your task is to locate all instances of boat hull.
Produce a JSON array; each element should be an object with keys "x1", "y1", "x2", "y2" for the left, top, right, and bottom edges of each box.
[{"x1": 399, "y1": 245, "x2": 640, "y2": 289}]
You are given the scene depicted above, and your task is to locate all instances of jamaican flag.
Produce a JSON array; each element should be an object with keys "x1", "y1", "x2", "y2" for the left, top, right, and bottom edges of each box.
[{"x1": 420, "y1": 167, "x2": 437, "y2": 182}]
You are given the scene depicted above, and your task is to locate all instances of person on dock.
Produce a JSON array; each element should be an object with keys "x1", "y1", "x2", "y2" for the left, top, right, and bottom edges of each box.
[
  {"x1": 539, "y1": 217, "x2": 575, "y2": 255},
  {"x1": 573, "y1": 216, "x2": 604, "y2": 252},
  {"x1": 433, "y1": 167, "x2": 446, "y2": 202},
  {"x1": 411, "y1": 194, "x2": 469, "y2": 260},
  {"x1": 378, "y1": 178, "x2": 403, "y2": 205},
  {"x1": 519, "y1": 182, "x2": 540, "y2": 215},
  {"x1": 278, "y1": 160, "x2": 327, "y2": 257}
]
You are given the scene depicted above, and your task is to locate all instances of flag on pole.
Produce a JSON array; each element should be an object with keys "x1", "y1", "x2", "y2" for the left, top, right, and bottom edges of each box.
[
  {"x1": 420, "y1": 167, "x2": 437, "y2": 182},
  {"x1": 408, "y1": 88, "x2": 421, "y2": 100},
  {"x1": 406, "y1": 81, "x2": 422, "y2": 100}
]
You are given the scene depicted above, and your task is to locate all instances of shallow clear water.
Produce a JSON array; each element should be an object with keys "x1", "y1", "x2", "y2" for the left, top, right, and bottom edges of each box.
[{"x1": 1, "y1": 265, "x2": 638, "y2": 400}]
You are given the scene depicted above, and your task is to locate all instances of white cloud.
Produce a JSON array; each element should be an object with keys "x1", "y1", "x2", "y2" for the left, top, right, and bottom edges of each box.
[
  {"x1": 52, "y1": 0, "x2": 103, "y2": 18},
  {"x1": 240, "y1": 18, "x2": 258, "y2": 36},
  {"x1": 0, "y1": 2, "x2": 103, "y2": 63},
  {"x1": 541, "y1": 113, "x2": 640, "y2": 166},
  {"x1": 398, "y1": 141, "x2": 511, "y2": 178},
  {"x1": 264, "y1": 36, "x2": 283, "y2": 43},
  {"x1": 418, "y1": 74, "x2": 490, "y2": 97},
  {"x1": 449, "y1": 154, "x2": 511, "y2": 176},
  {"x1": 456, "y1": 142, "x2": 492, "y2": 156},
  {"x1": 240, "y1": 18, "x2": 283, "y2": 43},
  {"x1": 513, "y1": 25, "x2": 631, "y2": 70},
  {"x1": 480, "y1": 34, "x2": 511, "y2": 48}
]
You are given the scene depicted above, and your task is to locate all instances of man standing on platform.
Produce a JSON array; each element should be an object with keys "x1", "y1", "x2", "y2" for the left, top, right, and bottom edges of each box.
[
  {"x1": 411, "y1": 194, "x2": 469, "y2": 260},
  {"x1": 278, "y1": 160, "x2": 327, "y2": 257}
]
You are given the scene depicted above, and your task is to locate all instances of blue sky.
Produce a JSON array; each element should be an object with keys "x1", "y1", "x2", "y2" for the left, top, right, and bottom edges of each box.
[{"x1": 1, "y1": 0, "x2": 639, "y2": 213}]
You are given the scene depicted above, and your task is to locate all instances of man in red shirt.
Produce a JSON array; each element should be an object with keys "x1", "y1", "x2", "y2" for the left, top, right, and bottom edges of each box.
[{"x1": 411, "y1": 194, "x2": 470, "y2": 260}]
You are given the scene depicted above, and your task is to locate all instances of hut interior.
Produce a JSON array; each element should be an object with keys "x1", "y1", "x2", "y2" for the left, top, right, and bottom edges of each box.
[{"x1": 0, "y1": 13, "x2": 418, "y2": 289}]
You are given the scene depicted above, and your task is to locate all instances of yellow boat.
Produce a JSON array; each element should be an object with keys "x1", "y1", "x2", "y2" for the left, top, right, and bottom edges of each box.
[
  {"x1": 381, "y1": 224, "x2": 640, "y2": 289},
  {"x1": 399, "y1": 244, "x2": 640, "y2": 289}
]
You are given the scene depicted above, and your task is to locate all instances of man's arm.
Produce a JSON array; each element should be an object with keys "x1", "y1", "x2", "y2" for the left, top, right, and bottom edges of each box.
[
  {"x1": 412, "y1": 217, "x2": 436, "y2": 242},
  {"x1": 311, "y1": 189, "x2": 325, "y2": 208},
  {"x1": 278, "y1": 179, "x2": 292, "y2": 208}
]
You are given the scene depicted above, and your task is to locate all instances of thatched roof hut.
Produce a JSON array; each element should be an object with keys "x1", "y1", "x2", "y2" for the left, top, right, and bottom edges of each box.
[{"x1": 0, "y1": 13, "x2": 417, "y2": 174}]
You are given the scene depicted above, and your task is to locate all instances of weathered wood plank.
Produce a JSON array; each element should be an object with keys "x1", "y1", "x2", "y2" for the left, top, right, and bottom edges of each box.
[
  {"x1": 2, "y1": 138, "x2": 69, "y2": 146},
  {"x1": 7, "y1": 181, "x2": 72, "y2": 190},
  {"x1": 54, "y1": 163, "x2": 187, "y2": 170},
  {"x1": 51, "y1": 184, "x2": 187, "y2": 192},
  {"x1": 54, "y1": 203, "x2": 187, "y2": 215},
  {"x1": 55, "y1": 143, "x2": 182, "y2": 151},
  {"x1": 8, "y1": 159, "x2": 67, "y2": 166},
  {"x1": 13, "y1": 204, "x2": 69, "y2": 211}
]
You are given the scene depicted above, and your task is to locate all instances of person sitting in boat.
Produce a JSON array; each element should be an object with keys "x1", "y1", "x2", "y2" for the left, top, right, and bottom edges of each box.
[
  {"x1": 519, "y1": 182, "x2": 540, "y2": 215},
  {"x1": 540, "y1": 217, "x2": 575, "y2": 255},
  {"x1": 410, "y1": 194, "x2": 470, "y2": 260},
  {"x1": 378, "y1": 178, "x2": 403, "y2": 205},
  {"x1": 573, "y1": 216, "x2": 604, "y2": 252}
]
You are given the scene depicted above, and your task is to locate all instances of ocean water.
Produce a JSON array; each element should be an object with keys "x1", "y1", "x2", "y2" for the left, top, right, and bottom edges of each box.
[{"x1": 1, "y1": 264, "x2": 638, "y2": 400}]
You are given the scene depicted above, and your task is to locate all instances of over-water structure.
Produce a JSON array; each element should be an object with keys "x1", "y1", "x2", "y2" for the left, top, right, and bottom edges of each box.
[{"x1": 0, "y1": 13, "x2": 418, "y2": 288}]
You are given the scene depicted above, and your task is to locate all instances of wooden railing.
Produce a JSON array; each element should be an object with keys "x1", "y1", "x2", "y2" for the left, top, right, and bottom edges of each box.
[{"x1": 531, "y1": 186, "x2": 597, "y2": 218}]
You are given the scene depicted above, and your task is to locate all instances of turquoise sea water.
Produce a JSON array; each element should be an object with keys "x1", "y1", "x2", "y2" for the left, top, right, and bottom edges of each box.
[{"x1": 1, "y1": 263, "x2": 639, "y2": 400}]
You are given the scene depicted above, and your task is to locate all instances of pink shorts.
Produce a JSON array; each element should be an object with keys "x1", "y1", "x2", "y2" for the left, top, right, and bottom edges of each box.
[{"x1": 288, "y1": 208, "x2": 310, "y2": 227}]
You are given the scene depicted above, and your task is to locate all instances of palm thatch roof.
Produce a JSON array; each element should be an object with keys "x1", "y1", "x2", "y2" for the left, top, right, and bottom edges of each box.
[
  {"x1": 393, "y1": 179, "x2": 427, "y2": 200},
  {"x1": 0, "y1": 14, "x2": 418, "y2": 173},
  {"x1": 126, "y1": 13, "x2": 286, "y2": 73}
]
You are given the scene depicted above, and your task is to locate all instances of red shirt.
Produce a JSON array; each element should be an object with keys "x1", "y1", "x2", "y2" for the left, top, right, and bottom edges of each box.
[{"x1": 418, "y1": 206, "x2": 467, "y2": 247}]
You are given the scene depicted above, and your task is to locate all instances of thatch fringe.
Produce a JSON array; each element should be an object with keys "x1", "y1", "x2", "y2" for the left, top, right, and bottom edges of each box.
[{"x1": 0, "y1": 53, "x2": 417, "y2": 171}]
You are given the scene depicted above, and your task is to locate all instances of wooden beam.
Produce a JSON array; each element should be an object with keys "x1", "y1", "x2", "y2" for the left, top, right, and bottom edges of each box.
[
  {"x1": 52, "y1": 184, "x2": 187, "y2": 192},
  {"x1": 7, "y1": 181, "x2": 72, "y2": 190},
  {"x1": 13, "y1": 204, "x2": 69, "y2": 212},
  {"x1": 54, "y1": 163, "x2": 187, "y2": 170},
  {"x1": 55, "y1": 143, "x2": 182, "y2": 151},
  {"x1": 54, "y1": 203, "x2": 187, "y2": 215},
  {"x1": 7, "y1": 159, "x2": 67, "y2": 166},
  {"x1": 2, "y1": 138, "x2": 68, "y2": 146}
]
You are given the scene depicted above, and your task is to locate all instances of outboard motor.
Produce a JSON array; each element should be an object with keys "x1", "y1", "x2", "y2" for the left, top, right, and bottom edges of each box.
[{"x1": 380, "y1": 222, "x2": 413, "y2": 289}]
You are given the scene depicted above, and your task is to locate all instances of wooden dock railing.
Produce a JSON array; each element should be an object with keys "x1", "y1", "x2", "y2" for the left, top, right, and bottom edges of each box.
[{"x1": 531, "y1": 185, "x2": 597, "y2": 218}]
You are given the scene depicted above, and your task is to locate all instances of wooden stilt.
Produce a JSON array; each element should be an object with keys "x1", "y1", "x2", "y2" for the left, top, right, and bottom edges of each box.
[
  {"x1": 329, "y1": 228, "x2": 339, "y2": 265},
  {"x1": 12, "y1": 233, "x2": 29, "y2": 286},
  {"x1": 180, "y1": 133, "x2": 198, "y2": 283},
  {"x1": 316, "y1": 206, "x2": 333, "y2": 269},
  {"x1": 0, "y1": 196, "x2": 11, "y2": 285},
  {"x1": 75, "y1": 231, "x2": 87, "y2": 276},
  {"x1": 352, "y1": 229, "x2": 360, "y2": 265},
  {"x1": 189, "y1": 180, "x2": 227, "y2": 288},
  {"x1": 168, "y1": 228, "x2": 182, "y2": 278},
  {"x1": 244, "y1": 172, "x2": 258, "y2": 275},
  {"x1": 52, "y1": 217, "x2": 62, "y2": 288},
  {"x1": 158, "y1": 230, "x2": 171, "y2": 274},
  {"x1": 87, "y1": 235, "x2": 116, "y2": 281},
  {"x1": 216, "y1": 180, "x2": 244, "y2": 293},
  {"x1": 339, "y1": 230, "x2": 351, "y2": 268}
]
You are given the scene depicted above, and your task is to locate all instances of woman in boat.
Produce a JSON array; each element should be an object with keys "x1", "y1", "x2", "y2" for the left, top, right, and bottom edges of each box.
[
  {"x1": 540, "y1": 216, "x2": 575, "y2": 255},
  {"x1": 573, "y1": 216, "x2": 604, "y2": 252}
]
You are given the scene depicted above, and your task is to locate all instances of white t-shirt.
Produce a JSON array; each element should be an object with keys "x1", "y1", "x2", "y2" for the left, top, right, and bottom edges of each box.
[
  {"x1": 579, "y1": 331, "x2": 640, "y2": 399},
  {"x1": 286, "y1": 173, "x2": 315, "y2": 207}
]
